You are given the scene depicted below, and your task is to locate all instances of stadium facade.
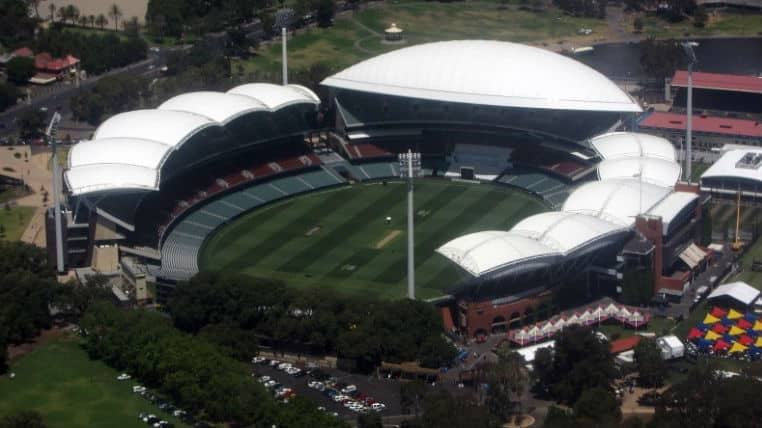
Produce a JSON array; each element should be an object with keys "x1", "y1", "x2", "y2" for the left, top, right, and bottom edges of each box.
[{"x1": 53, "y1": 41, "x2": 707, "y2": 333}]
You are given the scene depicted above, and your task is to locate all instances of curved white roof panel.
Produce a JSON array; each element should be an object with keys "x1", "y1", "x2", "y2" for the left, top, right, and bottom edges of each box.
[
  {"x1": 94, "y1": 110, "x2": 218, "y2": 148},
  {"x1": 227, "y1": 83, "x2": 320, "y2": 110},
  {"x1": 702, "y1": 149, "x2": 762, "y2": 182},
  {"x1": 590, "y1": 132, "x2": 676, "y2": 162},
  {"x1": 562, "y1": 179, "x2": 672, "y2": 226},
  {"x1": 322, "y1": 40, "x2": 641, "y2": 112},
  {"x1": 597, "y1": 157, "x2": 682, "y2": 188},
  {"x1": 68, "y1": 138, "x2": 171, "y2": 170},
  {"x1": 436, "y1": 231, "x2": 555, "y2": 277},
  {"x1": 158, "y1": 92, "x2": 268, "y2": 124},
  {"x1": 65, "y1": 164, "x2": 158, "y2": 196},
  {"x1": 511, "y1": 211, "x2": 629, "y2": 254}
]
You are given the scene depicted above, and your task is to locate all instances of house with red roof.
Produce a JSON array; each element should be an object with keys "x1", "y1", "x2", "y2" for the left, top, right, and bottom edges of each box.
[{"x1": 0, "y1": 47, "x2": 79, "y2": 83}]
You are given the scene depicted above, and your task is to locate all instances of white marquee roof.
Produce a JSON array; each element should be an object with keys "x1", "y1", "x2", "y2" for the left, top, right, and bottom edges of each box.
[
  {"x1": 648, "y1": 192, "x2": 699, "y2": 235},
  {"x1": 590, "y1": 132, "x2": 676, "y2": 162},
  {"x1": 227, "y1": 83, "x2": 320, "y2": 110},
  {"x1": 708, "y1": 281, "x2": 760, "y2": 306},
  {"x1": 94, "y1": 109, "x2": 218, "y2": 147},
  {"x1": 562, "y1": 179, "x2": 672, "y2": 226},
  {"x1": 511, "y1": 211, "x2": 629, "y2": 254},
  {"x1": 597, "y1": 157, "x2": 682, "y2": 188},
  {"x1": 65, "y1": 83, "x2": 321, "y2": 196},
  {"x1": 322, "y1": 40, "x2": 641, "y2": 113},
  {"x1": 436, "y1": 231, "x2": 555, "y2": 277},
  {"x1": 159, "y1": 92, "x2": 268, "y2": 124},
  {"x1": 701, "y1": 149, "x2": 762, "y2": 183}
]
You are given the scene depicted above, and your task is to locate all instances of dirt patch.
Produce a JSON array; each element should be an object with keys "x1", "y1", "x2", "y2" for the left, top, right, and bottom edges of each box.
[
  {"x1": 7, "y1": 327, "x2": 67, "y2": 364},
  {"x1": 374, "y1": 230, "x2": 401, "y2": 249}
]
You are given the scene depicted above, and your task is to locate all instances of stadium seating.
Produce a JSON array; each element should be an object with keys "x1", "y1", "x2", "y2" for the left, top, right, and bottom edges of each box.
[
  {"x1": 158, "y1": 167, "x2": 345, "y2": 279},
  {"x1": 497, "y1": 168, "x2": 570, "y2": 208},
  {"x1": 510, "y1": 145, "x2": 591, "y2": 180},
  {"x1": 444, "y1": 144, "x2": 512, "y2": 181}
]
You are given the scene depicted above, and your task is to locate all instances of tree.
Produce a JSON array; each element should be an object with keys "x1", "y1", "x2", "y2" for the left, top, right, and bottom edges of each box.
[
  {"x1": 124, "y1": 16, "x2": 140, "y2": 37},
  {"x1": 543, "y1": 406, "x2": 574, "y2": 428},
  {"x1": 0, "y1": 410, "x2": 47, "y2": 428},
  {"x1": 634, "y1": 338, "x2": 667, "y2": 387},
  {"x1": 485, "y1": 351, "x2": 526, "y2": 422},
  {"x1": 109, "y1": 3, "x2": 123, "y2": 31},
  {"x1": 6, "y1": 57, "x2": 35, "y2": 85},
  {"x1": 634, "y1": 16, "x2": 644, "y2": 33},
  {"x1": 0, "y1": 82, "x2": 19, "y2": 112},
  {"x1": 694, "y1": 6, "x2": 708, "y2": 27},
  {"x1": 400, "y1": 380, "x2": 427, "y2": 416},
  {"x1": 48, "y1": 2, "x2": 56, "y2": 21},
  {"x1": 357, "y1": 413, "x2": 383, "y2": 428},
  {"x1": 17, "y1": 109, "x2": 46, "y2": 141},
  {"x1": 573, "y1": 387, "x2": 622, "y2": 426},
  {"x1": 316, "y1": 0, "x2": 334, "y2": 27},
  {"x1": 96, "y1": 14, "x2": 108, "y2": 30},
  {"x1": 88, "y1": 14, "x2": 96, "y2": 28}
]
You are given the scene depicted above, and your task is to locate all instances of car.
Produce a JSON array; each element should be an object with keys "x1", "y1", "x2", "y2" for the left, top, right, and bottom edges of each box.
[
  {"x1": 277, "y1": 362, "x2": 292, "y2": 370},
  {"x1": 117, "y1": 373, "x2": 131, "y2": 381},
  {"x1": 133, "y1": 385, "x2": 146, "y2": 393},
  {"x1": 269, "y1": 360, "x2": 280, "y2": 367},
  {"x1": 371, "y1": 403, "x2": 386, "y2": 412},
  {"x1": 252, "y1": 356, "x2": 267, "y2": 364},
  {"x1": 341, "y1": 385, "x2": 357, "y2": 394},
  {"x1": 259, "y1": 375, "x2": 271, "y2": 383},
  {"x1": 142, "y1": 414, "x2": 158, "y2": 424},
  {"x1": 172, "y1": 409, "x2": 186, "y2": 417}
]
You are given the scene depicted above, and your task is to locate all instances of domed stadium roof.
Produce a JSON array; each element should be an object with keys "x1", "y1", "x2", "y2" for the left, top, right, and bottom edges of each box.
[
  {"x1": 511, "y1": 211, "x2": 630, "y2": 254},
  {"x1": 597, "y1": 156, "x2": 682, "y2": 188},
  {"x1": 65, "y1": 83, "x2": 321, "y2": 196},
  {"x1": 562, "y1": 178, "x2": 672, "y2": 226},
  {"x1": 322, "y1": 40, "x2": 642, "y2": 113},
  {"x1": 590, "y1": 132, "x2": 676, "y2": 162}
]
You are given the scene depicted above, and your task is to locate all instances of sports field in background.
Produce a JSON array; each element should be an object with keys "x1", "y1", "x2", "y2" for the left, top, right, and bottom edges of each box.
[
  {"x1": 0, "y1": 335, "x2": 188, "y2": 428},
  {"x1": 200, "y1": 179, "x2": 548, "y2": 299}
]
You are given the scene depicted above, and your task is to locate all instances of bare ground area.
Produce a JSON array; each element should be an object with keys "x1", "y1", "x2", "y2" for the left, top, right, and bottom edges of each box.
[{"x1": 7, "y1": 327, "x2": 68, "y2": 365}]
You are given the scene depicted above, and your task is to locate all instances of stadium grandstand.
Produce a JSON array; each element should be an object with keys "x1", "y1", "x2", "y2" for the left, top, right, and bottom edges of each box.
[
  {"x1": 436, "y1": 132, "x2": 708, "y2": 338},
  {"x1": 637, "y1": 111, "x2": 762, "y2": 150},
  {"x1": 668, "y1": 70, "x2": 762, "y2": 114},
  {"x1": 55, "y1": 40, "x2": 663, "y2": 309}
]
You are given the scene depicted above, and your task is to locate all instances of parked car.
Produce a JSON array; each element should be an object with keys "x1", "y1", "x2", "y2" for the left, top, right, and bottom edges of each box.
[
  {"x1": 117, "y1": 373, "x2": 131, "y2": 381},
  {"x1": 133, "y1": 385, "x2": 146, "y2": 393},
  {"x1": 341, "y1": 385, "x2": 357, "y2": 394},
  {"x1": 252, "y1": 356, "x2": 267, "y2": 364}
]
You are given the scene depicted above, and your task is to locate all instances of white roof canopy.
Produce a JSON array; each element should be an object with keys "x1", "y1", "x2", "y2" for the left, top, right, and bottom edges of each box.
[
  {"x1": 436, "y1": 231, "x2": 555, "y2": 277},
  {"x1": 66, "y1": 83, "x2": 321, "y2": 196},
  {"x1": 648, "y1": 192, "x2": 699, "y2": 235},
  {"x1": 322, "y1": 40, "x2": 641, "y2": 113},
  {"x1": 562, "y1": 179, "x2": 672, "y2": 226},
  {"x1": 159, "y1": 92, "x2": 268, "y2": 124},
  {"x1": 590, "y1": 132, "x2": 676, "y2": 162},
  {"x1": 701, "y1": 149, "x2": 762, "y2": 183},
  {"x1": 597, "y1": 157, "x2": 682, "y2": 188},
  {"x1": 511, "y1": 211, "x2": 629, "y2": 254},
  {"x1": 708, "y1": 281, "x2": 760, "y2": 306}
]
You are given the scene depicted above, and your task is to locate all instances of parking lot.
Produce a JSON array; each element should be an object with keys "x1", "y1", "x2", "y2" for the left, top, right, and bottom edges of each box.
[{"x1": 250, "y1": 357, "x2": 403, "y2": 418}]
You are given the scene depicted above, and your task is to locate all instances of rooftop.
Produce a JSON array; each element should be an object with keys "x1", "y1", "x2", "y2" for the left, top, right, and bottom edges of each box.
[
  {"x1": 671, "y1": 70, "x2": 762, "y2": 95},
  {"x1": 639, "y1": 112, "x2": 762, "y2": 138}
]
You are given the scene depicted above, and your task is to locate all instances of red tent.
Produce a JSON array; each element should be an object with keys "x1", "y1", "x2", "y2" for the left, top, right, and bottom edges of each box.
[
  {"x1": 688, "y1": 328, "x2": 704, "y2": 339},
  {"x1": 737, "y1": 319, "x2": 753, "y2": 330},
  {"x1": 711, "y1": 307, "x2": 728, "y2": 318},
  {"x1": 738, "y1": 335, "x2": 754, "y2": 346},
  {"x1": 712, "y1": 323, "x2": 729, "y2": 334},
  {"x1": 714, "y1": 340, "x2": 730, "y2": 351}
]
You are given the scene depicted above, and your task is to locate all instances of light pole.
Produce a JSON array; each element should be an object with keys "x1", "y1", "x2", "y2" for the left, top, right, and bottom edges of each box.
[
  {"x1": 681, "y1": 41, "x2": 698, "y2": 183},
  {"x1": 46, "y1": 112, "x2": 64, "y2": 273},
  {"x1": 399, "y1": 150, "x2": 422, "y2": 300},
  {"x1": 281, "y1": 27, "x2": 288, "y2": 85}
]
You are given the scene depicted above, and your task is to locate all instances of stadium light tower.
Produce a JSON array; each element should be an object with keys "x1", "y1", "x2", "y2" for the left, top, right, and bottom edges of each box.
[
  {"x1": 46, "y1": 112, "x2": 65, "y2": 273},
  {"x1": 281, "y1": 27, "x2": 288, "y2": 85},
  {"x1": 681, "y1": 41, "x2": 698, "y2": 183},
  {"x1": 399, "y1": 150, "x2": 422, "y2": 300}
]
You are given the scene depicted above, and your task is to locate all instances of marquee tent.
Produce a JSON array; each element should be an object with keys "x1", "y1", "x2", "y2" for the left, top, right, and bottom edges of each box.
[
  {"x1": 703, "y1": 314, "x2": 720, "y2": 324},
  {"x1": 727, "y1": 309, "x2": 744, "y2": 320}
]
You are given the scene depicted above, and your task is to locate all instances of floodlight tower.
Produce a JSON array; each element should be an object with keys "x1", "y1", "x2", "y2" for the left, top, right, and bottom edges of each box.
[
  {"x1": 46, "y1": 112, "x2": 64, "y2": 273},
  {"x1": 399, "y1": 150, "x2": 422, "y2": 300},
  {"x1": 681, "y1": 41, "x2": 698, "y2": 183},
  {"x1": 282, "y1": 27, "x2": 288, "y2": 85}
]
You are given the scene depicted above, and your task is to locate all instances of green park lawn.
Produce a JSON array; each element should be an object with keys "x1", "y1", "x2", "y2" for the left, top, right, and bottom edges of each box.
[
  {"x1": 239, "y1": 1, "x2": 609, "y2": 75},
  {"x1": 0, "y1": 335, "x2": 188, "y2": 428},
  {"x1": 200, "y1": 179, "x2": 548, "y2": 300},
  {"x1": 0, "y1": 205, "x2": 35, "y2": 241}
]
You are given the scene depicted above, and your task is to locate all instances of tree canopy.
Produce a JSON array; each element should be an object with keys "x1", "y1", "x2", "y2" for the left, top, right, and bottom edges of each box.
[
  {"x1": 6, "y1": 57, "x2": 35, "y2": 85},
  {"x1": 633, "y1": 338, "x2": 667, "y2": 388}
]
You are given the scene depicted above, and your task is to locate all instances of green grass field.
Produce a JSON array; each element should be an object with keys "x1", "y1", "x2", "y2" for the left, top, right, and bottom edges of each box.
[
  {"x1": 200, "y1": 179, "x2": 548, "y2": 299},
  {"x1": 0, "y1": 205, "x2": 35, "y2": 241},
  {"x1": 239, "y1": 1, "x2": 609, "y2": 74},
  {"x1": 0, "y1": 335, "x2": 188, "y2": 428}
]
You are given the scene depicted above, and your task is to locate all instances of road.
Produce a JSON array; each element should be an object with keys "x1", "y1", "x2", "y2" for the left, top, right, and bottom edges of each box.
[{"x1": 0, "y1": 49, "x2": 171, "y2": 140}]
